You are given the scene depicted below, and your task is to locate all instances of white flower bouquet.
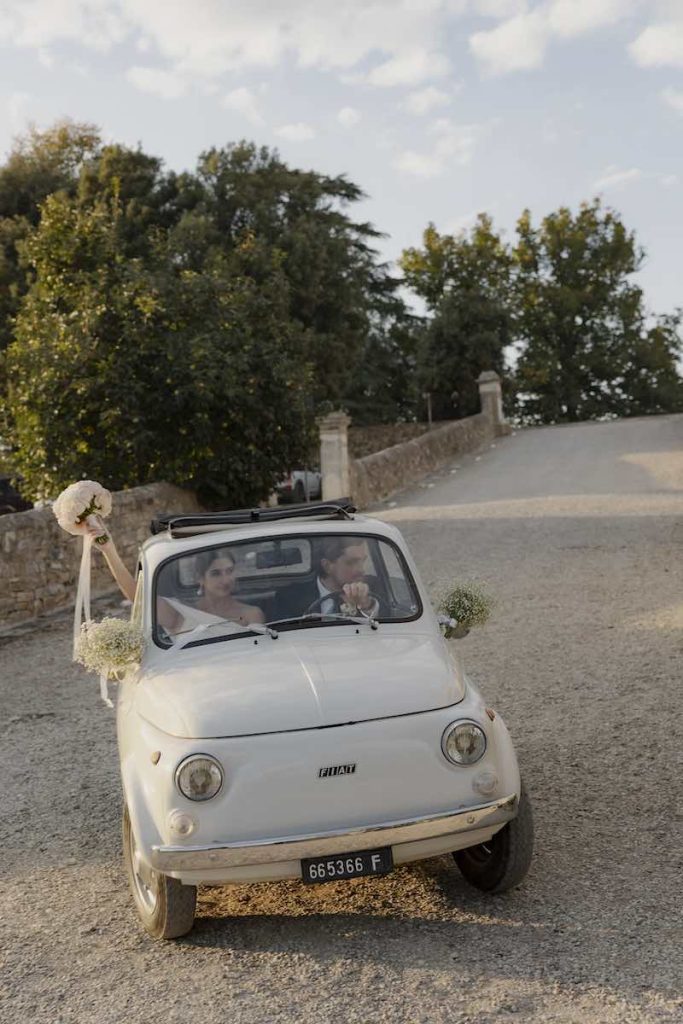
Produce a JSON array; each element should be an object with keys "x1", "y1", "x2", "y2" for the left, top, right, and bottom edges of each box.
[
  {"x1": 438, "y1": 584, "x2": 493, "y2": 638},
  {"x1": 76, "y1": 617, "x2": 144, "y2": 678},
  {"x1": 52, "y1": 479, "x2": 112, "y2": 544}
]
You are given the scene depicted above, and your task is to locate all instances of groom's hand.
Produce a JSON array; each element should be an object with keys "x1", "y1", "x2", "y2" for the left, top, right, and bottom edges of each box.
[{"x1": 342, "y1": 581, "x2": 372, "y2": 610}]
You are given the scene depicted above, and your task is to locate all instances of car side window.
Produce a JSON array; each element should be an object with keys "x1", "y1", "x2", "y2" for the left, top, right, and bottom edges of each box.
[{"x1": 377, "y1": 541, "x2": 419, "y2": 613}]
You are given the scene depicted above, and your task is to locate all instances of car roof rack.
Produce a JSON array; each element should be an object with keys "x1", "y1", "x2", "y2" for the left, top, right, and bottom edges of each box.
[{"x1": 150, "y1": 498, "x2": 357, "y2": 536}]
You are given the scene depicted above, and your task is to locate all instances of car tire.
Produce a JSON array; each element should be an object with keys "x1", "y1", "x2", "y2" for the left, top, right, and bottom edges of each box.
[
  {"x1": 293, "y1": 481, "x2": 305, "y2": 503},
  {"x1": 453, "y1": 782, "x2": 534, "y2": 893},
  {"x1": 122, "y1": 805, "x2": 196, "y2": 939}
]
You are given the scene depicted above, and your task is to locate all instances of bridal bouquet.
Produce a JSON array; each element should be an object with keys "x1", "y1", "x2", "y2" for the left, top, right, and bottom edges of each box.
[
  {"x1": 76, "y1": 617, "x2": 144, "y2": 707},
  {"x1": 76, "y1": 617, "x2": 144, "y2": 677},
  {"x1": 52, "y1": 479, "x2": 115, "y2": 674},
  {"x1": 439, "y1": 584, "x2": 492, "y2": 638},
  {"x1": 52, "y1": 480, "x2": 112, "y2": 544}
]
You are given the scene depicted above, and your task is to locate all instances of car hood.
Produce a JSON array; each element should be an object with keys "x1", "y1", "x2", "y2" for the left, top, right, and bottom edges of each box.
[{"x1": 135, "y1": 630, "x2": 464, "y2": 738}]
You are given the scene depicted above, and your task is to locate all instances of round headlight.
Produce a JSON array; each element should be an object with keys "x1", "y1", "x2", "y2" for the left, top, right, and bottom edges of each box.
[
  {"x1": 175, "y1": 755, "x2": 223, "y2": 801},
  {"x1": 442, "y1": 721, "x2": 487, "y2": 765}
]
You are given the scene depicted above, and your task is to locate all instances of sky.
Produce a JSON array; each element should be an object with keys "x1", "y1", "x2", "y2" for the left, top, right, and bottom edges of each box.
[{"x1": 0, "y1": 0, "x2": 682, "y2": 316}]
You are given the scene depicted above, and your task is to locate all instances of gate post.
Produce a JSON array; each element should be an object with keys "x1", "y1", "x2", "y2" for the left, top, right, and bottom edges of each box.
[
  {"x1": 477, "y1": 371, "x2": 509, "y2": 435},
  {"x1": 319, "y1": 411, "x2": 351, "y2": 500}
]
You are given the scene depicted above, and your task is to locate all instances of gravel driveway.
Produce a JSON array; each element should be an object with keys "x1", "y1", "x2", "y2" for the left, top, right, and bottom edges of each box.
[{"x1": 2, "y1": 415, "x2": 682, "y2": 1024}]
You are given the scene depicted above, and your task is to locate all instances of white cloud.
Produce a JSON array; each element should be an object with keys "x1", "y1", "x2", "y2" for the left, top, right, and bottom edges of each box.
[
  {"x1": 0, "y1": 1, "x2": 463, "y2": 89},
  {"x1": 470, "y1": 10, "x2": 548, "y2": 74},
  {"x1": 546, "y1": 0, "x2": 626, "y2": 39},
  {"x1": 661, "y1": 86, "x2": 683, "y2": 113},
  {"x1": 592, "y1": 166, "x2": 643, "y2": 191},
  {"x1": 222, "y1": 86, "x2": 264, "y2": 124},
  {"x1": 393, "y1": 150, "x2": 444, "y2": 178},
  {"x1": 630, "y1": 22, "x2": 683, "y2": 68},
  {"x1": 403, "y1": 86, "x2": 452, "y2": 115},
  {"x1": 659, "y1": 173, "x2": 679, "y2": 186},
  {"x1": 275, "y1": 122, "x2": 315, "y2": 142},
  {"x1": 0, "y1": 0, "x2": 126, "y2": 51},
  {"x1": 470, "y1": 0, "x2": 633, "y2": 76},
  {"x1": 126, "y1": 65, "x2": 187, "y2": 99},
  {"x1": 395, "y1": 119, "x2": 481, "y2": 177},
  {"x1": 473, "y1": 0, "x2": 528, "y2": 16},
  {"x1": 429, "y1": 118, "x2": 480, "y2": 164},
  {"x1": 337, "y1": 106, "x2": 361, "y2": 128},
  {"x1": 365, "y1": 48, "x2": 450, "y2": 87}
]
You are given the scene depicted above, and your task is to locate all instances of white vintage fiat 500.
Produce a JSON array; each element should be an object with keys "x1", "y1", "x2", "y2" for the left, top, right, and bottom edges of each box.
[{"x1": 119, "y1": 501, "x2": 533, "y2": 938}]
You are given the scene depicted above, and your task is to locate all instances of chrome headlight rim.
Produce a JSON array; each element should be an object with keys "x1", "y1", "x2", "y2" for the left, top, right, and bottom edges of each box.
[
  {"x1": 441, "y1": 719, "x2": 487, "y2": 766},
  {"x1": 174, "y1": 753, "x2": 224, "y2": 802}
]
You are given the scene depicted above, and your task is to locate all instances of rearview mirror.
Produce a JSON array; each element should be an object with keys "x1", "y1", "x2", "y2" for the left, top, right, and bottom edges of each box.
[{"x1": 255, "y1": 547, "x2": 303, "y2": 569}]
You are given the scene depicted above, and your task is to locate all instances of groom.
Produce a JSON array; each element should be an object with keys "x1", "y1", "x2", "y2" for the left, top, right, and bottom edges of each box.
[{"x1": 277, "y1": 537, "x2": 380, "y2": 620}]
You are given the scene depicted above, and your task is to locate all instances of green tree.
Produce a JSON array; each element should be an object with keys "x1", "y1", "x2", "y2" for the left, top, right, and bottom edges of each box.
[
  {"x1": 6, "y1": 193, "x2": 314, "y2": 504},
  {"x1": 76, "y1": 143, "x2": 184, "y2": 257},
  {"x1": 400, "y1": 215, "x2": 512, "y2": 418},
  {"x1": 512, "y1": 199, "x2": 683, "y2": 422},
  {"x1": 343, "y1": 300, "x2": 421, "y2": 424},
  {"x1": 0, "y1": 120, "x2": 101, "y2": 352},
  {"x1": 184, "y1": 141, "x2": 400, "y2": 407}
]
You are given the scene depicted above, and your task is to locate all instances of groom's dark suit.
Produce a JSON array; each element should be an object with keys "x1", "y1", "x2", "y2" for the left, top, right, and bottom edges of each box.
[{"x1": 275, "y1": 576, "x2": 385, "y2": 621}]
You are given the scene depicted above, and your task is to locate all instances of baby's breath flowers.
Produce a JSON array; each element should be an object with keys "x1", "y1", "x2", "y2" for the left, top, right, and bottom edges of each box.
[
  {"x1": 439, "y1": 584, "x2": 492, "y2": 638},
  {"x1": 76, "y1": 617, "x2": 144, "y2": 678}
]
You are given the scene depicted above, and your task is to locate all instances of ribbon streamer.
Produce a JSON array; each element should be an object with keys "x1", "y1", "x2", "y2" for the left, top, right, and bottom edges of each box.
[
  {"x1": 73, "y1": 525, "x2": 116, "y2": 708},
  {"x1": 73, "y1": 531, "x2": 94, "y2": 659},
  {"x1": 99, "y1": 671, "x2": 114, "y2": 709}
]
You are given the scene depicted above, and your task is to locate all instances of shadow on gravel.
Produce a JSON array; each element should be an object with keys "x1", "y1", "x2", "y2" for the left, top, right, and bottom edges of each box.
[{"x1": 174, "y1": 858, "x2": 679, "y2": 1007}]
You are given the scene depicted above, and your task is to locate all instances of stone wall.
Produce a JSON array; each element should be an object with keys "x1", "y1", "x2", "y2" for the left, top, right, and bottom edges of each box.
[
  {"x1": 350, "y1": 412, "x2": 494, "y2": 507},
  {"x1": 0, "y1": 482, "x2": 203, "y2": 631},
  {"x1": 348, "y1": 422, "x2": 435, "y2": 460}
]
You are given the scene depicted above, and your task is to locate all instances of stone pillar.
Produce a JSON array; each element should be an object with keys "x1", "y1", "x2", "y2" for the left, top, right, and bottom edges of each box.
[
  {"x1": 477, "y1": 371, "x2": 510, "y2": 436},
  {"x1": 319, "y1": 411, "x2": 351, "y2": 500}
]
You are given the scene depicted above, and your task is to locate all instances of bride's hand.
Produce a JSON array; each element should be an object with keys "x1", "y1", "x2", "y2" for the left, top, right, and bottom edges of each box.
[{"x1": 72, "y1": 515, "x2": 111, "y2": 547}]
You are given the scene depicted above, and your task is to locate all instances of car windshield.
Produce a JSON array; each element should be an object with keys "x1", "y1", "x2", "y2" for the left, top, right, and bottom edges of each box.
[{"x1": 153, "y1": 532, "x2": 421, "y2": 648}]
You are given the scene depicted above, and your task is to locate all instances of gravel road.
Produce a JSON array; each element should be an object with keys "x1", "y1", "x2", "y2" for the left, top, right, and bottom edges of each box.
[{"x1": 2, "y1": 415, "x2": 682, "y2": 1024}]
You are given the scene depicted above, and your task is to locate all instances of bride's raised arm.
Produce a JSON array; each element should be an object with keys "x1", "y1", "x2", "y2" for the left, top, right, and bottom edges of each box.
[{"x1": 77, "y1": 518, "x2": 137, "y2": 603}]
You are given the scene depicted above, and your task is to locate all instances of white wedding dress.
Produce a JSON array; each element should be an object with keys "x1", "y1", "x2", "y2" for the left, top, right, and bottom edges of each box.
[{"x1": 160, "y1": 596, "x2": 236, "y2": 634}]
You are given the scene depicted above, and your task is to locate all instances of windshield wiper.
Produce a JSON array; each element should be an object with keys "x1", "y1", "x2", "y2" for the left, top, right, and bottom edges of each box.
[
  {"x1": 267, "y1": 611, "x2": 378, "y2": 631},
  {"x1": 169, "y1": 619, "x2": 279, "y2": 651}
]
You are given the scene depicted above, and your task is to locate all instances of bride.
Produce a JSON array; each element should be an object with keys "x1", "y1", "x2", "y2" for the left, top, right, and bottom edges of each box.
[{"x1": 79, "y1": 518, "x2": 264, "y2": 634}]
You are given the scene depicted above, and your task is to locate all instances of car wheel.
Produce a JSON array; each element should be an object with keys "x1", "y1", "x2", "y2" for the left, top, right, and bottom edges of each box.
[
  {"x1": 454, "y1": 782, "x2": 534, "y2": 893},
  {"x1": 293, "y1": 481, "x2": 305, "y2": 503},
  {"x1": 122, "y1": 805, "x2": 196, "y2": 939}
]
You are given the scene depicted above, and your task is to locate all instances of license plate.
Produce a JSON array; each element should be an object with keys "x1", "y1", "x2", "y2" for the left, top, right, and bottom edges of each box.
[{"x1": 302, "y1": 847, "x2": 393, "y2": 884}]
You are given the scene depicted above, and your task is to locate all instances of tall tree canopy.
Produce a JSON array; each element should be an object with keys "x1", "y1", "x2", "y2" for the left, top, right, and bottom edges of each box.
[
  {"x1": 512, "y1": 200, "x2": 683, "y2": 422},
  {"x1": 1, "y1": 123, "x2": 417, "y2": 501},
  {"x1": 0, "y1": 121, "x2": 101, "y2": 352},
  {"x1": 6, "y1": 193, "x2": 314, "y2": 505},
  {"x1": 401, "y1": 201, "x2": 682, "y2": 424},
  {"x1": 400, "y1": 215, "x2": 512, "y2": 418}
]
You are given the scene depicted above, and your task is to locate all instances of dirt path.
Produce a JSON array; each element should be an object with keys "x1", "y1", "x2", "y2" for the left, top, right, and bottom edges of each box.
[{"x1": 2, "y1": 415, "x2": 682, "y2": 1023}]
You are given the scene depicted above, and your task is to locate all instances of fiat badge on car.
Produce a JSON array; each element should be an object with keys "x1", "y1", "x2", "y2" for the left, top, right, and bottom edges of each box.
[{"x1": 318, "y1": 763, "x2": 357, "y2": 778}]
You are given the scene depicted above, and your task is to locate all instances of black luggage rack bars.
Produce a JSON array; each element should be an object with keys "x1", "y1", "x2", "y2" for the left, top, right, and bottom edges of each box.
[{"x1": 150, "y1": 498, "x2": 357, "y2": 536}]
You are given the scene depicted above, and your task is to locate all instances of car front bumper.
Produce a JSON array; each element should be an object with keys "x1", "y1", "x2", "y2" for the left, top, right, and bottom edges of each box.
[{"x1": 151, "y1": 793, "x2": 517, "y2": 877}]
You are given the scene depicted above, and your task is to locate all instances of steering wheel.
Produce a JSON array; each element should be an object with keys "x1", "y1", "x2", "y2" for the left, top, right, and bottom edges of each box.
[{"x1": 304, "y1": 589, "x2": 381, "y2": 617}]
